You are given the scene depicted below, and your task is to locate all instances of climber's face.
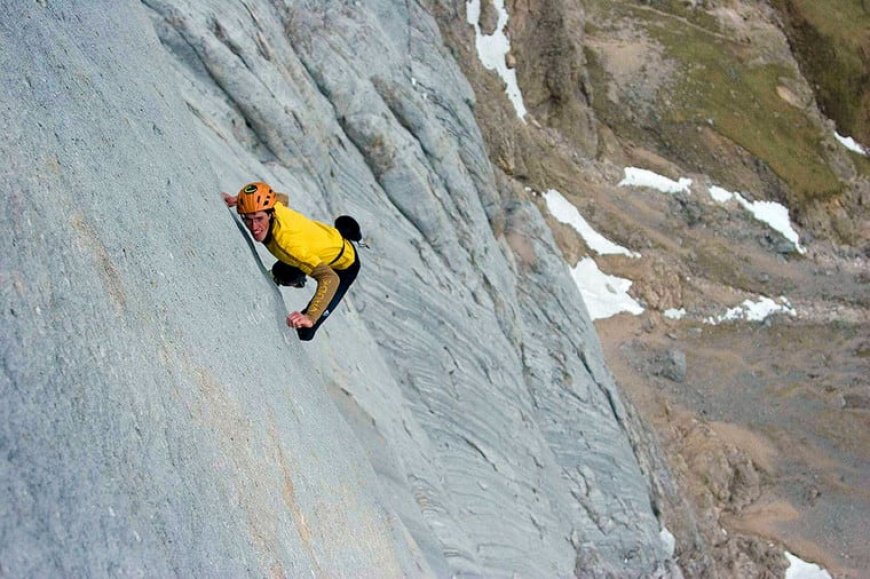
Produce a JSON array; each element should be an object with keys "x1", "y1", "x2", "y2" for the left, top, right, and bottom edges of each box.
[{"x1": 243, "y1": 211, "x2": 271, "y2": 242}]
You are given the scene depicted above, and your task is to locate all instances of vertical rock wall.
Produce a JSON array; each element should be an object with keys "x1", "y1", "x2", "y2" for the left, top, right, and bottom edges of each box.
[{"x1": 1, "y1": 1, "x2": 676, "y2": 576}]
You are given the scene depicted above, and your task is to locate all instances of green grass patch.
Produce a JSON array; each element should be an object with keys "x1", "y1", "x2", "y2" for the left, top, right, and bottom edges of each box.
[
  {"x1": 584, "y1": 0, "x2": 850, "y2": 207},
  {"x1": 770, "y1": 0, "x2": 870, "y2": 144},
  {"x1": 776, "y1": 0, "x2": 869, "y2": 50},
  {"x1": 642, "y1": 8, "x2": 842, "y2": 205},
  {"x1": 629, "y1": 0, "x2": 722, "y2": 32}
]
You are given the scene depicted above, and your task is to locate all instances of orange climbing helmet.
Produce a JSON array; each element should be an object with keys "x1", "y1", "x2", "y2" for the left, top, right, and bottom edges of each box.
[{"x1": 236, "y1": 181, "x2": 277, "y2": 214}]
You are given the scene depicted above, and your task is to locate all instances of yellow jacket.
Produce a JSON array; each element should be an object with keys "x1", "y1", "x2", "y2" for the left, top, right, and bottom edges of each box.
[
  {"x1": 264, "y1": 203, "x2": 356, "y2": 322},
  {"x1": 265, "y1": 203, "x2": 356, "y2": 274}
]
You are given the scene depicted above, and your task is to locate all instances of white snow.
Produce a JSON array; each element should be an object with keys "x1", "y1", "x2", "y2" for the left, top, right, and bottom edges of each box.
[
  {"x1": 664, "y1": 308, "x2": 686, "y2": 320},
  {"x1": 570, "y1": 257, "x2": 645, "y2": 320},
  {"x1": 834, "y1": 132, "x2": 869, "y2": 156},
  {"x1": 735, "y1": 195, "x2": 806, "y2": 254},
  {"x1": 785, "y1": 552, "x2": 831, "y2": 579},
  {"x1": 660, "y1": 527, "x2": 676, "y2": 557},
  {"x1": 466, "y1": 0, "x2": 527, "y2": 120},
  {"x1": 704, "y1": 296, "x2": 796, "y2": 325},
  {"x1": 540, "y1": 191, "x2": 643, "y2": 321},
  {"x1": 709, "y1": 185, "x2": 806, "y2": 254},
  {"x1": 618, "y1": 167, "x2": 692, "y2": 194},
  {"x1": 543, "y1": 189, "x2": 640, "y2": 258},
  {"x1": 708, "y1": 185, "x2": 734, "y2": 203}
]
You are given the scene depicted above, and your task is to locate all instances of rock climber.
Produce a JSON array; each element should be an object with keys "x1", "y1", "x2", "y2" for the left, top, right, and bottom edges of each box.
[{"x1": 222, "y1": 181, "x2": 361, "y2": 341}]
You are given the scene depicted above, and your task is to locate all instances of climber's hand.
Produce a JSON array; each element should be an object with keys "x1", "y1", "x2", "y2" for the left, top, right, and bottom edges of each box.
[{"x1": 287, "y1": 312, "x2": 314, "y2": 329}]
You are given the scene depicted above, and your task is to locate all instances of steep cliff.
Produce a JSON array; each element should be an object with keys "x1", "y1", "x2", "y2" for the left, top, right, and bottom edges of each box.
[
  {"x1": 440, "y1": 0, "x2": 867, "y2": 577},
  {"x1": 1, "y1": 1, "x2": 678, "y2": 577}
]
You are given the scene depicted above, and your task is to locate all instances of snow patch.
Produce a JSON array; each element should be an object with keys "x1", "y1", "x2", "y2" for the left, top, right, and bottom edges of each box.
[
  {"x1": 543, "y1": 189, "x2": 640, "y2": 258},
  {"x1": 619, "y1": 167, "x2": 692, "y2": 194},
  {"x1": 704, "y1": 296, "x2": 796, "y2": 325},
  {"x1": 785, "y1": 552, "x2": 831, "y2": 579},
  {"x1": 664, "y1": 308, "x2": 686, "y2": 320},
  {"x1": 834, "y1": 132, "x2": 869, "y2": 156},
  {"x1": 660, "y1": 527, "x2": 676, "y2": 557},
  {"x1": 571, "y1": 257, "x2": 644, "y2": 320},
  {"x1": 466, "y1": 0, "x2": 527, "y2": 120},
  {"x1": 734, "y1": 195, "x2": 806, "y2": 254},
  {"x1": 709, "y1": 185, "x2": 806, "y2": 254},
  {"x1": 708, "y1": 185, "x2": 734, "y2": 203}
]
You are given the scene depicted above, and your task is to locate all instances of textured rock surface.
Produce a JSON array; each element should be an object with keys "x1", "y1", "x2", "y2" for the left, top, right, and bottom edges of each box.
[{"x1": 1, "y1": 1, "x2": 675, "y2": 577}]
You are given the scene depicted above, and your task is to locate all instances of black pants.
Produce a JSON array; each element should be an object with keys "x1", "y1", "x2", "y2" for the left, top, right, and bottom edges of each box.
[
  {"x1": 273, "y1": 255, "x2": 360, "y2": 341},
  {"x1": 272, "y1": 261, "x2": 307, "y2": 288}
]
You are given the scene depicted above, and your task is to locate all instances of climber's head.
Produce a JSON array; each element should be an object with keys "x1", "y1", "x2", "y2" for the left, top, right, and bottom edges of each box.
[
  {"x1": 237, "y1": 182, "x2": 276, "y2": 242},
  {"x1": 236, "y1": 182, "x2": 277, "y2": 214}
]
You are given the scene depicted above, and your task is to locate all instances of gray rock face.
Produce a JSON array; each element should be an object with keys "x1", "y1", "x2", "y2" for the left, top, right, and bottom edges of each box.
[
  {"x1": 659, "y1": 350, "x2": 688, "y2": 383},
  {"x1": 1, "y1": 1, "x2": 675, "y2": 576}
]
